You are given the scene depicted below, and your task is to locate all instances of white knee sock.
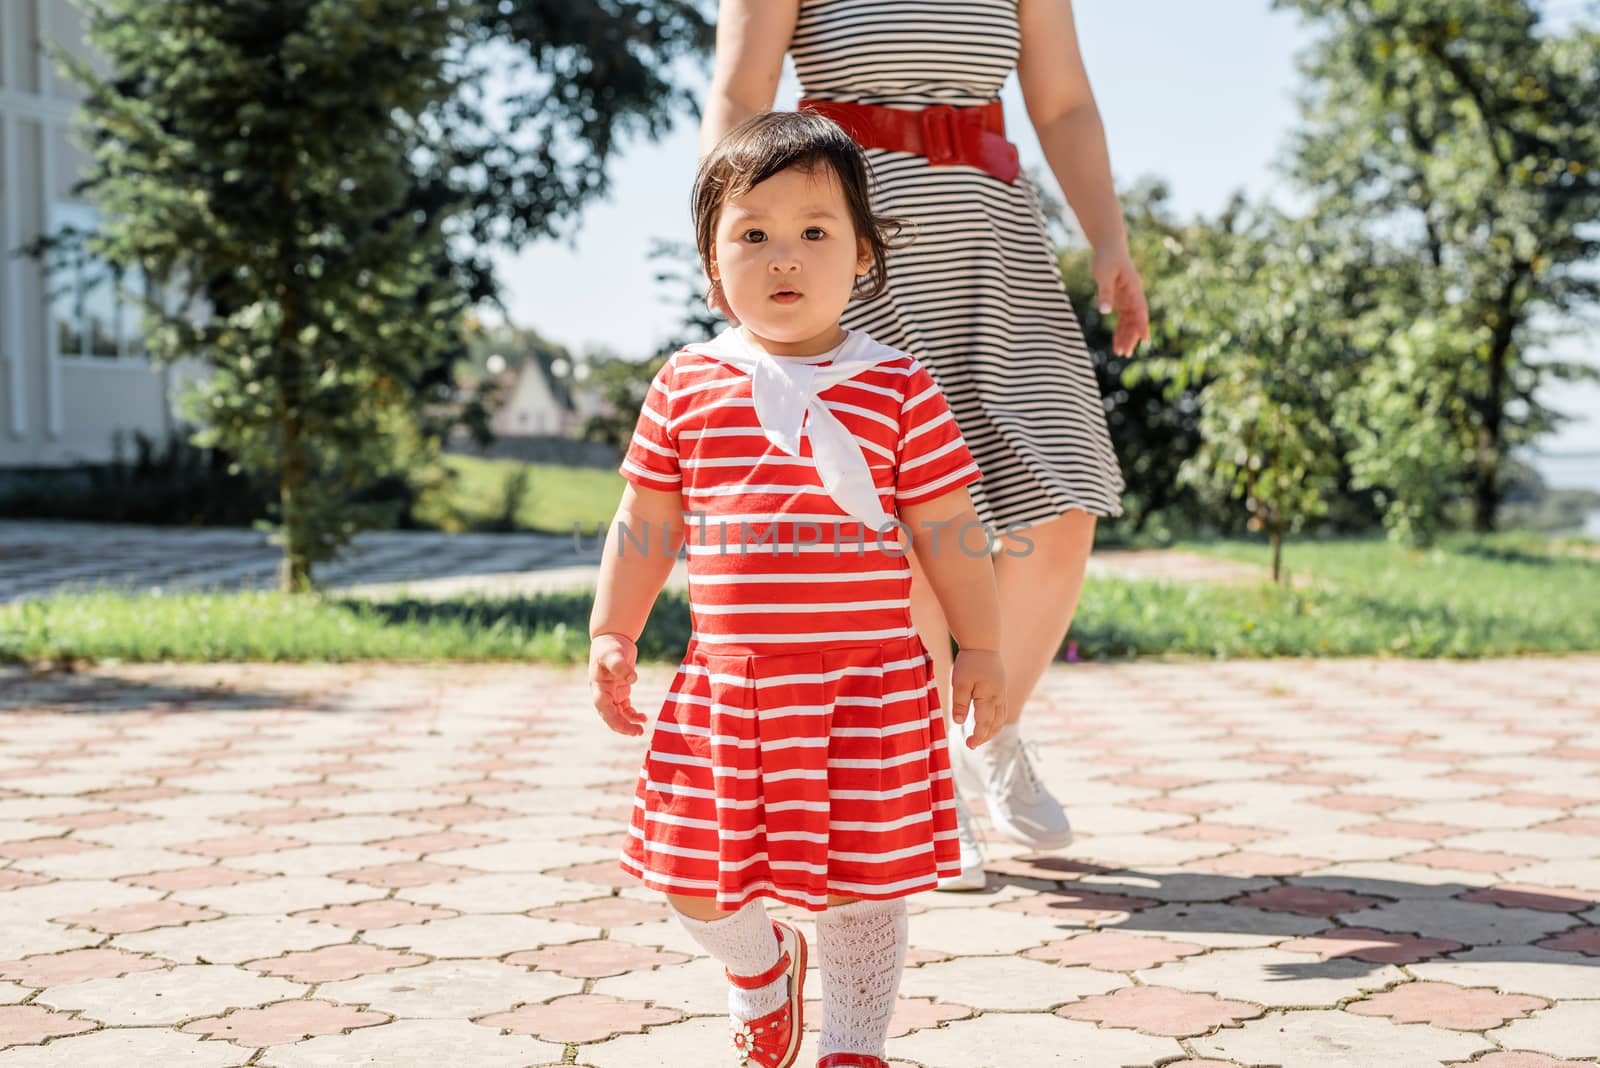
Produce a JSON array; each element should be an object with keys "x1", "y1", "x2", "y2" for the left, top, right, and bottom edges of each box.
[
  {"x1": 816, "y1": 897, "x2": 909, "y2": 1059},
  {"x1": 672, "y1": 899, "x2": 789, "y2": 1020}
]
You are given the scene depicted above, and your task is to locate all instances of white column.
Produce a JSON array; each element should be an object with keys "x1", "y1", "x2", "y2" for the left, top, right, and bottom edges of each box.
[
  {"x1": 1, "y1": 111, "x2": 26, "y2": 437},
  {"x1": 33, "y1": 0, "x2": 52, "y2": 100},
  {"x1": 0, "y1": 0, "x2": 14, "y2": 92},
  {"x1": 39, "y1": 114, "x2": 61, "y2": 438}
]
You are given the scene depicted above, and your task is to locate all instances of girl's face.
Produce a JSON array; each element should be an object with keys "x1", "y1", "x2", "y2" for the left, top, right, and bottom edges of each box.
[{"x1": 709, "y1": 164, "x2": 872, "y2": 357}]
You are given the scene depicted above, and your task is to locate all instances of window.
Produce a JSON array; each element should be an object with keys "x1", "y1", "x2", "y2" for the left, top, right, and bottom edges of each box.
[{"x1": 48, "y1": 202, "x2": 149, "y2": 362}]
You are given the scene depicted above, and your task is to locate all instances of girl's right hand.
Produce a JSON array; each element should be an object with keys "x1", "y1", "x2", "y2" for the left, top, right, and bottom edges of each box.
[{"x1": 590, "y1": 633, "x2": 646, "y2": 736}]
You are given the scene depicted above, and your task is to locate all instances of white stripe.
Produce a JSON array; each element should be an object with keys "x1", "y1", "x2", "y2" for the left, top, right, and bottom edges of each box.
[
  {"x1": 690, "y1": 626, "x2": 915, "y2": 645},
  {"x1": 897, "y1": 462, "x2": 980, "y2": 500},
  {"x1": 676, "y1": 658, "x2": 927, "y2": 686},
  {"x1": 687, "y1": 569, "x2": 907, "y2": 585},
  {"x1": 831, "y1": 811, "x2": 932, "y2": 833},
  {"x1": 689, "y1": 598, "x2": 910, "y2": 616},
  {"x1": 831, "y1": 842, "x2": 933, "y2": 864},
  {"x1": 899, "y1": 434, "x2": 966, "y2": 473},
  {"x1": 829, "y1": 748, "x2": 930, "y2": 771},
  {"x1": 685, "y1": 541, "x2": 903, "y2": 557},
  {"x1": 619, "y1": 458, "x2": 680, "y2": 484}
]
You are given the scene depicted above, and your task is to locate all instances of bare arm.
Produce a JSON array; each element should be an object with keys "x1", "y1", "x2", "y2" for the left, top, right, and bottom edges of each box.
[
  {"x1": 1015, "y1": 0, "x2": 1124, "y2": 253},
  {"x1": 590, "y1": 483, "x2": 686, "y2": 643},
  {"x1": 1015, "y1": 0, "x2": 1150, "y2": 355},
  {"x1": 701, "y1": 0, "x2": 798, "y2": 152},
  {"x1": 902, "y1": 489, "x2": 1001, "y2": 651},
  {"x1": 587, "y1": 483, "x2": 686, "y2": 737},
  {"x1": 901, "y1": 488, "x2": 1006, "y2": 746}
]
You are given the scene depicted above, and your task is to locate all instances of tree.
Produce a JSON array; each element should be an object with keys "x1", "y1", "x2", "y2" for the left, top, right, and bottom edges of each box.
[
  {"x1": 61, "y1": 0, "x2": 478, "y2": 591},
  {"x1": 53, "y1": 1, "x2": 713, "y2": 590},
  {"x1": 1148, "y1": 202, "x2": 1353, "y2": 581},
  {"x1": 1277, "y1": 0, "x2": 1600, "y2": 531},
  {"x1": 1057, "y1": 181, "x2": 1206, "y2": 538},
  {"x1": 427, "y1": 3, "x2": 713, "y2": 305}
]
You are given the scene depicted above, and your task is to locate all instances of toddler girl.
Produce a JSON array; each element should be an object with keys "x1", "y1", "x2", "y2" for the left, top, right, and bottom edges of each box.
[{"x1": 588, "y1": 110, "x2": 1006, "y2": 1068}]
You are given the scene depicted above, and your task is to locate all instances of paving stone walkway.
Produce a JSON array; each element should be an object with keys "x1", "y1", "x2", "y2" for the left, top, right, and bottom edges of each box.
[
  {"x1": 0, "y1": 521, "x2": 588, "y2": 604},
  {"x1": 0, "y1": 658, "x2": 1596, "y2": 1067},
  {"x1": 0, "y1": 521, "x2": 1278, "y2": 606}
]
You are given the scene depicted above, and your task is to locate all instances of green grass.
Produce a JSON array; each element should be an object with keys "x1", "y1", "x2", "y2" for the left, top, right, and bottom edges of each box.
[
  {"x1": 1135, "y1": 532, "x2": 1600, "y2": 658},
  {"x1": 412, "y1": 455, "x2": 624, "y2": 536},
  {"x1": 3, "y1": 533, "x2": 1593, "y2": 664},
  {"x1": 0, "y1": 589, "x2": 690, "y2": 666}
]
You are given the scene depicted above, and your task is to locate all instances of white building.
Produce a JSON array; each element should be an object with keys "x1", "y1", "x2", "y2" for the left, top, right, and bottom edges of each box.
[{"x1": 1, "y1": 0, "x2": 179, "y2": 470}]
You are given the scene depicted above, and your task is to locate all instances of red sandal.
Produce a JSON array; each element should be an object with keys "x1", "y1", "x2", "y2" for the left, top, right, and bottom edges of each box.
[
  {"x1": 817, "y1": 1056, "x2": 889, "y2": 1068},
  {"x1": 728, "y1": 919, "x2": 807, "y2": 1068}
]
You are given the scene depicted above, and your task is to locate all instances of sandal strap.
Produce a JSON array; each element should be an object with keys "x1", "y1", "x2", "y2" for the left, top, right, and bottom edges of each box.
[
  {"x1": 817, "y1": 1056, "x2": 888, "y2": 1068},
  {"x1": 727, "y1": 950, "x2": 791, "y2": 990}
]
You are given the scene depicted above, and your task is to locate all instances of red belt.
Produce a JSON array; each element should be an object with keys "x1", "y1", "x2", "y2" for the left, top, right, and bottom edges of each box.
[{"x1": 799, "y1": 98, "x2": 1021, "y2": 184}]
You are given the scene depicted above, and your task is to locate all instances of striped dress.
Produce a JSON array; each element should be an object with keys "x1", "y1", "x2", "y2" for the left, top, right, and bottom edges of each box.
[
  {"x1": 617, "y1": 339, "x2": 980, "y2": 910},
  {"x1": 792, "y1": 0, "x2": 1125, "y2": 530}
]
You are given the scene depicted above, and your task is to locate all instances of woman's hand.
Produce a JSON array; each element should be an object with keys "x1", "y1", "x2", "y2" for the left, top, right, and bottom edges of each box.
[
  {"x1": 589, "y1": 633, "x2": 645, "y2": 736},
  {"x1": 1092, "y1": 244, "x2": 1150, "y2": 358},
  {"x1": 949, "y1": 648, "x2": 1007, "y2": 749}
]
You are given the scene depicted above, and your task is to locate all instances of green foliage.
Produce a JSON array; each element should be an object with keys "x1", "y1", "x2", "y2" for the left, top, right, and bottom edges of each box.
[
  {"x1": 1058, "y1": 181, "x2": 1206, "y2": 540},
  {"x1": 444, "y1": 3, "x2": 713, "y2": 271},
  {"x1": 577, "y1": 355, "x2": 667, "y2": 451},
  {"x1": 1141, "y1": 203, "x2": 1355, "y2": 578},
  {"x1": 61, "y1": 0, "x2": 480, "y2": 590},
  {"x1": 1336, "y1": 318, "x2": 1474, "y2": 544},
  {"x1": 1276, "y1": 0, "x2": 1600, "y2": 531},
  {"x1": 44, "y1": 1, "x2": 713, "y2": 591}
]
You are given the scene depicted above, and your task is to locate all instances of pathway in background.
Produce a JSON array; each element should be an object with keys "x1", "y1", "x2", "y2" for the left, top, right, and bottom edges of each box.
[
  {"x1": 0, "y1": 657, "x2": 1596, "y2": 1066},
  {"x1": 1, "y1": 521, "x2": 1282, "y2": 604}
]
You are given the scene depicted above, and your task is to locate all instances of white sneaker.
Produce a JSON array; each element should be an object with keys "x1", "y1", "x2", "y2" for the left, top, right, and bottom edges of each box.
[
  {"x1": 935, "y1": 790, "x2": 987, "y2": 892},
  {"x1": 951, "y1": 724, "x2": 1072, "y2": 851}
]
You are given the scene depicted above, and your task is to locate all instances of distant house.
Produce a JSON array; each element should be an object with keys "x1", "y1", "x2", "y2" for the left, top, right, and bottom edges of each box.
[
  {"x1": 1, "y1": 0, "x2": 183, "y2": 469},
  {"x1": 489, "y1": 351, "x2": 603, "y2": 439},
  {"x1": 490, "y1": 355, "x2": 571, "y2": 437}
]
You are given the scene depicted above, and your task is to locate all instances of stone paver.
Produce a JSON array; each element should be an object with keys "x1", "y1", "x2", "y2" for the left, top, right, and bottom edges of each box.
[{"x1": 0, "y1": 657, "x2": 1597, "y2": 1065}]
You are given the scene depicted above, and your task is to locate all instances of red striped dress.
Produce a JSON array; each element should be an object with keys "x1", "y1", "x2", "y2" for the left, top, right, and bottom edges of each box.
[{"x1": 617, "y1": 336, "x2": 983, "y2": 911}]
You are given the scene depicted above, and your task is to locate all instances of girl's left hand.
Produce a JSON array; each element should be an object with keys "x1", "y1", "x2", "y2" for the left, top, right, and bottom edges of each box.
[
  {"x1": 949, "y1": 648, "x2": 1006, "y2": 749},
  {"x1": 1092, "y1": 245, "x2": 1151, "y2": 358}
]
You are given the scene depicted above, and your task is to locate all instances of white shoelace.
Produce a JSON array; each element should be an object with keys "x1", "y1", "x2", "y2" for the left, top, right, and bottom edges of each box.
[{"x1": 991, "y1": 732, "x2": 1048, "y2": 803}]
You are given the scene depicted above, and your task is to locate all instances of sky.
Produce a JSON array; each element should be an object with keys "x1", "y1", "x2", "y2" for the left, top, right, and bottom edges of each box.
[{"x1": 488, "y1": 0, "x2": 1600, "y2": 464}]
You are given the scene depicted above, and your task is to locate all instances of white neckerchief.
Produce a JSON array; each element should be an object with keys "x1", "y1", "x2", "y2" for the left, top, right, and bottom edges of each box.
[{"x1": 682, "y1": 327, "x2": 901, "y2": 530}]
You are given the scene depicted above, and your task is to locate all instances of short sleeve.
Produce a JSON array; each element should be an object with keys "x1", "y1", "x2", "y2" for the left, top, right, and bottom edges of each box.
[
  {"x1": 618, "y1": 360, "x2": 682, "y2": 492},
  {"x1": 895, "y1": 359, "x2": 981, "y2": 507}
]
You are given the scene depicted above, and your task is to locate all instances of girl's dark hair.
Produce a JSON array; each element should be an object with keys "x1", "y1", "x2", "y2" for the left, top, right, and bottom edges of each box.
[{"x1": 692, "y1": 110, "x2": 905, "y2": 302}]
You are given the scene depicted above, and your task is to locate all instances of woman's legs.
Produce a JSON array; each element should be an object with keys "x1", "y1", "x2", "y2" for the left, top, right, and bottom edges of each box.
[
  {"x1": 992, "y1": 510, "x2": 1096, "y2": 722},
  {"x1": 917, "y1": 509, "x2": 1097, "y2": 850},
  {"x1": 909, "y1": 509, "x2": 1095, "y2": 723}
]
